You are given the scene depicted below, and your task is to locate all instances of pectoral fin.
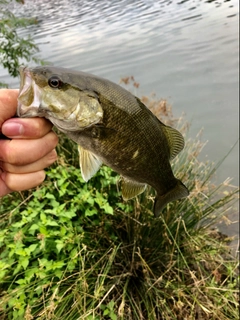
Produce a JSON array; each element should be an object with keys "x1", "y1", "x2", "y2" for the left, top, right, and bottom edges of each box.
[
  {"x1": 121, "y1": 177, "x2": 146, "y2": 200},
  {"x1": 162, "y1": 125, "x2": 185, "y2": 160},
  {"x1": 78, "y1": 145, "x2": 102, "y2": 182}
]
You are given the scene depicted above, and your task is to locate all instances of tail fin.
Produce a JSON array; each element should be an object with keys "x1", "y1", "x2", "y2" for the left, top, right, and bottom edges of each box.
[{"x1": 153, "y1": 180, "x2": 189, "y2": 217}]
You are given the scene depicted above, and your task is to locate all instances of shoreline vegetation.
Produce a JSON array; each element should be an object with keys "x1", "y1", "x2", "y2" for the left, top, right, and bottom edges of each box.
[{"x1": 0, "y1": 79, "x2": 239, "y2": 319}]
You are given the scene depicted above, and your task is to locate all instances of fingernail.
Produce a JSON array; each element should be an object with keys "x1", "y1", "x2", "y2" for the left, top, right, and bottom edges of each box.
[{"x1": 2, "y1": 122, "x2": 24, "y2": 136}]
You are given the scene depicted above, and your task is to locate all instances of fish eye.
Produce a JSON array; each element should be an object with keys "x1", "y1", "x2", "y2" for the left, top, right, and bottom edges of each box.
[{"x1": 48, "y1": 76, "x2": 62, "y2": 89}]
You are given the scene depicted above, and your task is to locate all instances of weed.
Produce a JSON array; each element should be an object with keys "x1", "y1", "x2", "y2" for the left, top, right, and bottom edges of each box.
[{"x1": 0, "y1": 91, "x2": 238, "y2": 319}]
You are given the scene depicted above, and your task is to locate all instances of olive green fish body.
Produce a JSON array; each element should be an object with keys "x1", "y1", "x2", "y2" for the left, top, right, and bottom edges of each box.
[
  {"x1": 17, "y1": 66, "x2": 189, "y2": 216},
  {"x1": 68, "y1": 95, "x2": 175, "y2": 193}
]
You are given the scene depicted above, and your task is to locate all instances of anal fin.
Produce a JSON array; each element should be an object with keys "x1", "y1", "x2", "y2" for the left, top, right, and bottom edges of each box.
[{"x1": 121, "y1": 177, "x2": 146, "y2": 200}]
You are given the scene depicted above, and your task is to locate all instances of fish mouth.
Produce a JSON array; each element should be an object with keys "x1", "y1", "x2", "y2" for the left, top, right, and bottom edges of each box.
[
  {"x1": 17, "y1": 66, "x2": 104, "y2": 132},
  {"x1": 17, "y1": 67, "x2": 44, "y2": 118}
]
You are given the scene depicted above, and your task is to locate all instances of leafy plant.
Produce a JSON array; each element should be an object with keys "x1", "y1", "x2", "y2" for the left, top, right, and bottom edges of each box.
[
  {"x1": 0, "y1": 94, "x2": 238, "y2": 319},
  {"x1": 0, "y1": 0, "x2": 42, "y2": 87}
]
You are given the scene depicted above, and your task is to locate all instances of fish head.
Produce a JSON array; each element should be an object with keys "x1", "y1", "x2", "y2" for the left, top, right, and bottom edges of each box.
[{"x1": 17, "y1": 66, "x2": 103, "y2": 131}]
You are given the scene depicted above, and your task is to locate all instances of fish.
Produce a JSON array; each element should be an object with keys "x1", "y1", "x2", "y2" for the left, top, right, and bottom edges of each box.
[{"x1": 17, "y1": 66, "x2": 189, "y2": 217}]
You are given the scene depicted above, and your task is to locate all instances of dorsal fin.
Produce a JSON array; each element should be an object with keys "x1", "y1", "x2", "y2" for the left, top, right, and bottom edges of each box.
[
  {"x1": 78, "y1": 145, "x2": 102, "y2": 182},
  {"x1": 162, "y1": 125, "x2": 185, "y2": 160}
]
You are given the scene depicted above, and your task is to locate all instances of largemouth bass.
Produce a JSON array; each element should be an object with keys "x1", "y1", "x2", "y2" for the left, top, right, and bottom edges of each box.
[{"x1": 17, "y1": 66, "x2": 189, "y2": 216}]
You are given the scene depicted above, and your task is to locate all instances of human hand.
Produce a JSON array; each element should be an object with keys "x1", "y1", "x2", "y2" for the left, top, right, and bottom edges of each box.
[{"x1": 0, "y1": 89, "x2": 58, "y2": 197}]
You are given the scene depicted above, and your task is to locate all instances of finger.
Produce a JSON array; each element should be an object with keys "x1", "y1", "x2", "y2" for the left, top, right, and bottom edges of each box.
[
  {"x1": 0, "y1": 89, "x2": 19, "y2": 127},
  {"x1": 0, "y1": 149, "x2": 57, "y2": 173},
  {"x1": 0, "y1": 169, "x2": 11, "y2": 197},
  {"x1": 0, "y1": 131, "x2": 58, "y2": 165},
  {"x1": 2, "y1": 117, "x2": 53, "y2": 139},
  {"x1": 0, "y1": 183, "x2": 11, "y2": 197},
  {"x1": 0, "y1": 170, "x2": 46, "y2": 192}
]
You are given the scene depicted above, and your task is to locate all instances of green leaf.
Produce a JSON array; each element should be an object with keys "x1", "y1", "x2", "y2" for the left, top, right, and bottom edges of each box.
[
  {"x1": 28, "y1": 223, "x2": 39, "y2": 235},
  {"x1": 40, "y1": 212, "x2": 47, "y2": 223},
  {"x1": 103, "y1": 309, "x2": 109, "y2": 316},
  {"x1": 55, "y1": 269, "x2": 63, "y2": 279},
  {"x1": 46, "y1": 220, "x2": 59, "y2": 227},
  {"x1": 13, "y1": 263, "x2": 22, "y2": 276},
  {"x1": 59, "y1": 210, "x2": 76, "y2": 219},
  {"x1": 85, "y1": 208, "x2": 98, "y2": 216},
  {"x1": 55, "y1": 241, "x2": 64, "y2": 253},
  {"x1": 108, "y1": 300, "x2": 115, "y2": 309},
  {"x1": 36, "y1": 270, "x2": 46, "y2": 279},
  {"x1": 50, "y1": 199, "x2": 60, "y2": 207},
  {"x1": 52, "y1": 261, "x2": 65, "y2": 270},
  {"x1": 15, "y1": 278, "x2": 27, "y2": 285},
  {"x1": 8, "y1": 297, "x2": 17, "y2": 308},
  {"x1": 0, "y1": 270, "x2": 6, "y2": 279},
  {"x1": 39, "y1": 226, "x2": 48, "y2": 236},
  {"x1": 67, "y1": 260, "x2": 76, "y2": 271},
  {"x1": 45, "y1": 193, "x2": 55, "y2": 200},
  {"x1": 70, "y1": 248, "x2": 78, "y2": 258},
  {"x1": 11, "y1": 221, "x2": 25, "y2": 228},
  {"x1": 110, "y1": 313, "x2": 117, "y2": 320},
  {"x1": 15, "y1": 248, "x2": 27, "y2": 256},
  {"x1": 25, "y1": 268, "x2": 38, "y2": 282},
  {"x1": 20, "y1": 257, "x2": 29, "y2": 270},
  {"x1": 60, "y1": 226, "x2": 67, "y2": 236},
  {"x1": 25, "y1": 244, "x2": 38, "y2": 255},
  {"x1": 103, "y1": 203, "x2": 114, "y2": 214}
]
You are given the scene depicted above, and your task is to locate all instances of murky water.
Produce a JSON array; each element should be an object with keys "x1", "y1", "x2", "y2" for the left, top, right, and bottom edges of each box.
[{"x1": 0, "y1": 0, "x2": 239, "y2": 242}]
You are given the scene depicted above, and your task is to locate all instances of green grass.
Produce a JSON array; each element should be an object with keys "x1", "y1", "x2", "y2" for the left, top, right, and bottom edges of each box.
[{"x1": 0, "y1": 95, "x2": 239, "y2": 319}]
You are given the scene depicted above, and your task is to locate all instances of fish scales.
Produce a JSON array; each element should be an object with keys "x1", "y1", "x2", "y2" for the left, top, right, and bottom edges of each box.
[
  {"x1": 17, "y1": 66, "x2": 189, "y2": 216},
  {"x1": 67, "y1": 93, "x2": 173, "y2": 190}
]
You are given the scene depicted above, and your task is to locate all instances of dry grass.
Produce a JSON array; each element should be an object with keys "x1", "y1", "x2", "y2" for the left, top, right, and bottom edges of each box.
[{"x1": 0, "y1": 79, "x2": 239, "y2": 319}]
